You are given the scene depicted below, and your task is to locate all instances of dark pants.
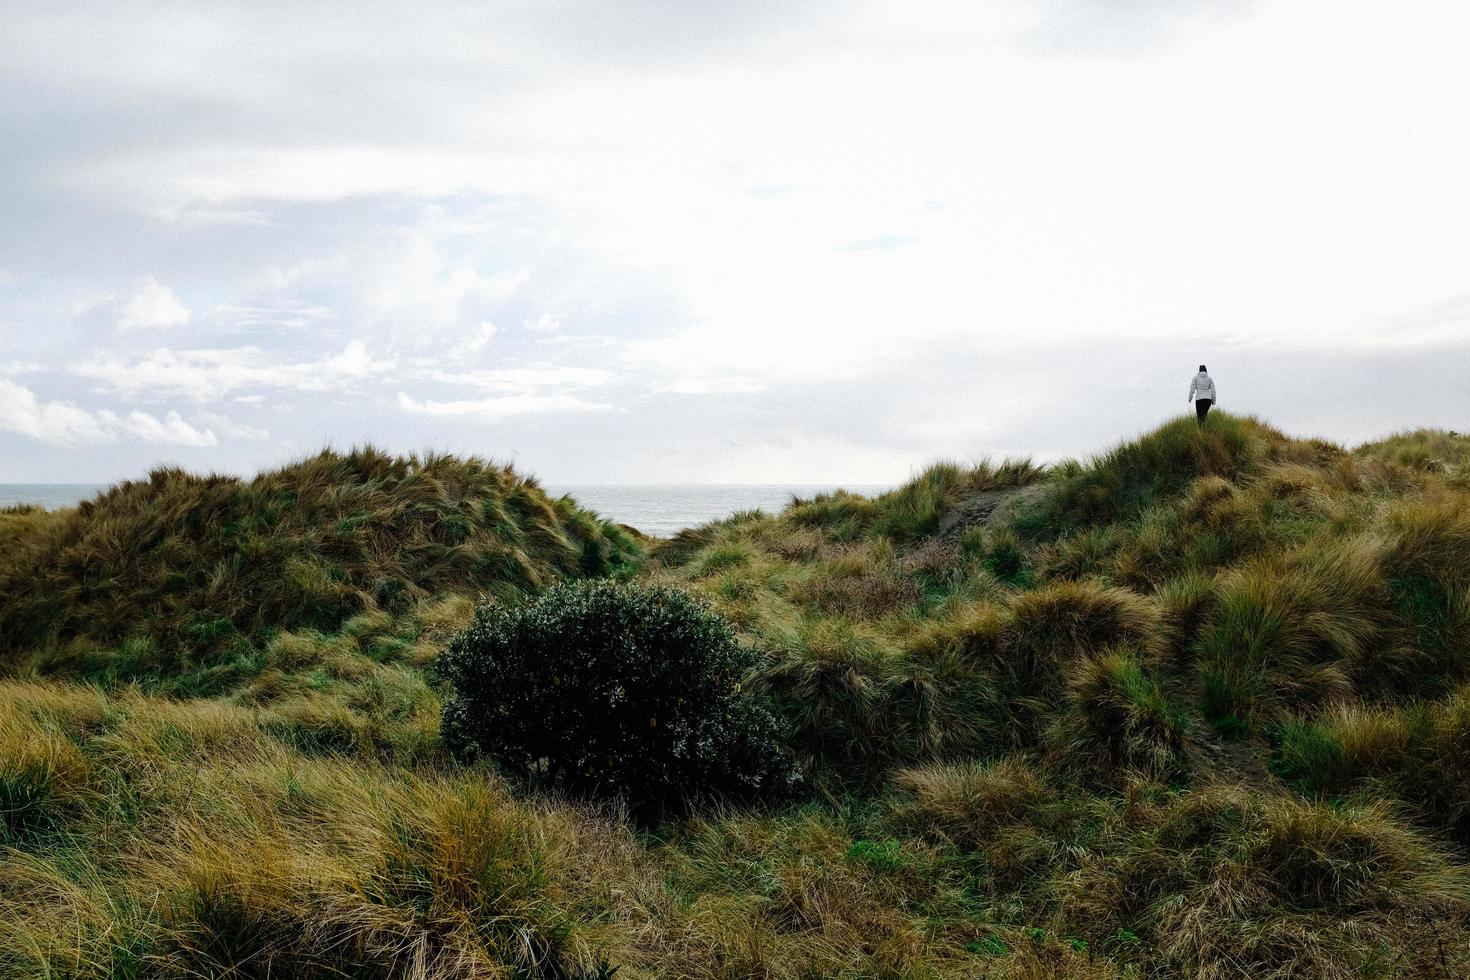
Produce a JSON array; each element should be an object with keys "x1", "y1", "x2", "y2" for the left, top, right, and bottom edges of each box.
[{"x1": 1195, "y1": 398, "x2": 1212, "y2": 423}]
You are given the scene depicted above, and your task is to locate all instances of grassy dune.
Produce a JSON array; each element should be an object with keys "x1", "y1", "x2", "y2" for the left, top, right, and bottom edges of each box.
[
  {"x1": 0, "y1": 449, "x2": 638, "y2": 696},
  {"x1": 4, "y1": 419, "x2": 1470, "y2": 977}
]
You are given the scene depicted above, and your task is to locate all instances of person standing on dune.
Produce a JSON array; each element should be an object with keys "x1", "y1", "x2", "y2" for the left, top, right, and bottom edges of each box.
[{"x1": 1189, "y1": 365, "x2": 1216, "y2": 423}]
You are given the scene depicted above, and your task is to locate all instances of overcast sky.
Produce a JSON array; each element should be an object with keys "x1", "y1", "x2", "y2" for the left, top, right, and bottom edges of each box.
[{"x1": 2, "y1": 0, "x2": 1468, "y2": 484}]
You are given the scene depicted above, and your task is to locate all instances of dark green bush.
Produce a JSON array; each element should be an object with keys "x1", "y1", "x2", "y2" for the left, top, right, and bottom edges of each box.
[{"x1": 437, "y1": 581, "x2": 798, "y2": 816}]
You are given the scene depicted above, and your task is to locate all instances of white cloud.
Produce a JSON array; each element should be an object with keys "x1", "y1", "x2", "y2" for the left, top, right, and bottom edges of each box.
[
  {"x1": 118, "y1": 278, "x2": 191, "y2": 330},
  {"x1": 0, "y1": 380, "x2": 216, "y2": 446},
  {"x1": 1014, "y1": 0, "x2": 1252, "y2": 56},
  {"x1": 0, "y1": 361, "x2": 45, "y2": 377},
  {"x1": 396, "y1": 391, "x2": 613, "y2": 420},
  {"x1": 261, "y1": 226, "x2": 530, "y2": 343},
  {"x1": 73, "y1": 341, "x2": 397, "y2": 402},
  {"x1": 151, "y1": 205, "x2": 274, "y2": 226},
  {"x1": 212, "y1": 303, "x2": 334, "y2": 331},
  {"x1": 71, "y1": 338, "x2": 614, "y2": 417},
  {"x1": 427, "y1": 365, "x2": 613, "y2": 392},
  {"x1": 356, "y1": 232, "x2": 496, "y2": 333},
  {"x1": 445, "y1": 321, "x2": 496, "y2": 358},
  {"x1": 83, "y1": 147, "x2": 512, "y2": 207},
  {"x1": 523, "y1": 312, "x2": 562, "y2": 333},
  {"x1": 98, "y1": 409, "x2": 217, "y2": 446},
  {"x1": 660, "y1": 376, "x2": 766, "y2": 395},
  {"x1": 0, "y1": 380, "x2": 110, "y2": 444},
  {"x1": 194, "y1": 411, "x2": 270, "y2": 441}
]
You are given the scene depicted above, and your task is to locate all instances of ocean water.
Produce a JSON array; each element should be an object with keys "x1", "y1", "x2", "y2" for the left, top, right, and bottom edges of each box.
[
  {"x1": 0, "y1": 484, "x2": 109, "y2": 511},
  {"x1": 0, "y1": 483, "x2": 888, "y2": 538}
]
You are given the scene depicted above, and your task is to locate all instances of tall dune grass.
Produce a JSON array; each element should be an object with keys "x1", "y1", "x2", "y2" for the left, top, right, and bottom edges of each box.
[
  {"x1": 0, "y1": 448, "x2": 638, "y2": 689},
  {"x1": 5, "y1": 418, "x2": 1470, "y2": 977}
]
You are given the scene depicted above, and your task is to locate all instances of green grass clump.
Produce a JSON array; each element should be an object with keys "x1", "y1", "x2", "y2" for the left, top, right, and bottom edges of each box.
[
  {"x1": 0, "y1": 714, "x2": 94, "y2": 846},
  {"x1": 1059, "y1": 650, "x2": 1192, "y2": 776},
  {"x1": 1375, "y1": 497, "x2": 1470, "y2": 691},
  {"x1": 1195, "y1": 536, "x2": 1387, "y2": 734},
  {"x1": 1055, "y1": 785, "x2": 1470, "y2": 976},
  {"x1": 1272, "y1": 691, "x2": 1470, "y2": 840}
]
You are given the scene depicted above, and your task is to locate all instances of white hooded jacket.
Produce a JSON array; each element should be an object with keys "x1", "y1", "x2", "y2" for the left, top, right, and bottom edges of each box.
[{"x1": 1189, "y1": 372, "x2": 1217, "y2": 403}]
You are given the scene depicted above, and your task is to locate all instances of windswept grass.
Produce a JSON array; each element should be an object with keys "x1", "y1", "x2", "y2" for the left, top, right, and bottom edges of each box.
[
  {"x1": 5, "y1": 418, "x2": 1470, "y2": 977},
  {"x1": 1016, "y1": 413, "x2": 1296, "y2": 534},
  {"x1": 779, "y1": 459, "x2": 1042, "y2": 543},
  {"x1": 0, "y1": 448, "x2": 638, "y2": 690},
  {"x1": 1358, "y1": 428, "x2": 1470, "y2": 485}
]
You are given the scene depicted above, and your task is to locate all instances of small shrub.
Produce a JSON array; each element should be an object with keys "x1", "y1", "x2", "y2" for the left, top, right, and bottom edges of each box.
[{"x1": 437, "y1": 581, "x2": 798, "y2": 816}]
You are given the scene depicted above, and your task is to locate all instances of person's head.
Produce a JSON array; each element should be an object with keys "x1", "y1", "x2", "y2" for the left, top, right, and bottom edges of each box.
[{"x1": 1198, "y1": 364, "x2": 1207, "y2": 373}]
